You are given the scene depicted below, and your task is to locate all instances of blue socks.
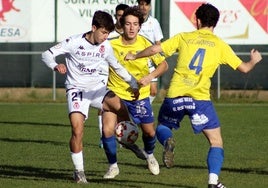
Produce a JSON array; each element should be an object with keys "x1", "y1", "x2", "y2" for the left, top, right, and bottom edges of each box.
[
  {"x1": 156, "y1": 124, "x2": 173, "y2": 145},
  {"x1": 207, "y1": 147, "x2": 224, "y2": 175},
  {"x1": 102, "y1": 136, "x2": 117, "y2": 164},
  {"x1": 142, "y1": 135, "x2": 156, "y2": 155}
]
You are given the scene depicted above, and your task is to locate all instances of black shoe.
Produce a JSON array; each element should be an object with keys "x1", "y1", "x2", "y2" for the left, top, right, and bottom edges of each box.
[
  {"x1": 208, "y1": 182, "x2": 226, "y2": 188},
  {"x1": 122, "y1": 143, "x2": 147, "y2": 160}
]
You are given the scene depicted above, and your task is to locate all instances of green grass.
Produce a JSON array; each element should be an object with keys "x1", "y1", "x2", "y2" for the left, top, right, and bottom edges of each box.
[{"x1": 0, "y1": 103, "x2": 267, "y2": 188}]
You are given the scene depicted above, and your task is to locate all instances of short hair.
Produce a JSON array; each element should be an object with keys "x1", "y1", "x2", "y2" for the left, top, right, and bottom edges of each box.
[
  {"x1": 195, "y1": 3, "x2": 220, "y2": 28},
  {"x1": 116, "y1": 4, "x2": 129, "y2": 12},
  {"x1": 92, "y1": 10, "x2": 115, "y2": 32},
  {"x1": 120, "y1": 6, "x2": 144, "y2": 27},
  {"x1": 137, "y1": 0, "x2": 151, "y2": 5}
]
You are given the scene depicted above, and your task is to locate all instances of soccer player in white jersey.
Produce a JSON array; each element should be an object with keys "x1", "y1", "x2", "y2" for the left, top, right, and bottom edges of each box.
[
  {"x1": 41, "y1": 11, "x2": 139, "y2": 184},
  {"x1": 109, "y1": 4, "x2": 130, "y2": 39},
  {"x1": 125, "y1": 4, "x2": 262, "y2": 188},
  {"x1": 138, "y1": 0, "x2": 164, "y2": 104},
  {"x1": 97, "y1": 4, "x2": 130, "y2": 149}
]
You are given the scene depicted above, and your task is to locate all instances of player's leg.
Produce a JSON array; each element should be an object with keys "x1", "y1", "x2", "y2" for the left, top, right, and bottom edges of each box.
[
  {"x1": 120, "y1": 99, "x2": 149, "y2": 160},
  {"x1": 67, "y1": 88, "x2": 89, "y2": 183},
  {"x1": 101, "y1": 91, "x2": 129, "y2": 179},
  {"x1": 97, "y1": 109, "x2": 103, "y2": 148},
  {"x1": 156, "y1": 97, "x2": 185, "y2": 168},
  {"x1": 69, "y1": 112, "x2": 88, "y2": 183},
  {"x1": 149, "y1": 81, "x2": 157, "y2": 103},
  {"x1": 102, "y1": 110, "x2": 119, "y2": 179},
  {"x1": 128, "y1": 97, "x2": 159, "y2": 175},
  {"x1": 140, "y1": 122, "x2": 160, "y2": 175},
  {"x1": 203, "y1": 128, "x2": 225, "y2": 188},
  {"x1": 148, "y1": 62, "x2": 158, "y2": 104},
  {"x1": 191, "y1": 100, "x2": 225, "y2": 188}
]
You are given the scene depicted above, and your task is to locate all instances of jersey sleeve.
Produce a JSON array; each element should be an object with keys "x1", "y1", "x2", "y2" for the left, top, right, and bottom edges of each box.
[
  {"x1": 41, "y1": 38, "x2": 72, "y2": 70},
  {"x1": 161, "y1": 34, "x2": 181, "y2": 57},
  {"x1": 106, "y1": 44, "x2": 138, "y2": 89},
  {"x1": 220, "y1": 42, "x2": 242, "y2": 70}
]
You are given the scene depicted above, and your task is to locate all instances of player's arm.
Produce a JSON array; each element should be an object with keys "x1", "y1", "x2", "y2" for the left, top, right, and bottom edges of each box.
[
  {"x1": 42, "y1": 50, "x2": 67, "y2": 74},
  {"x1": 41, "y1": 40, "x2": 69, "y2": 74},
  {"x1": 237, "y1": 49, "x2": 262, "y2": 73},
  {"x1": 108, "y1": 54, "x2": 140, "y2": 100},
  {"x1": 112, "y1": 63, "x2": 140, "y2": 100},
  {"x1": 138, "y1": 60, "x2": 168, "y2": 87},
  {"x1": 125, "y1": 44, "x2": 163, "y2": 60}
]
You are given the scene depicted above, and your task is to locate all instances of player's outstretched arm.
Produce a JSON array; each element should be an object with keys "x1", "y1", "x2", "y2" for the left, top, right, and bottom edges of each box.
[
  {"x1": 138, "y1": 60, "x2": 168, "y2": 87},
  {"x1": 125, "y1": 44, "x2": 163, "y2": 60},
  {"x1": 237, "y1": 49, "x2": 262, "y2": 73}
]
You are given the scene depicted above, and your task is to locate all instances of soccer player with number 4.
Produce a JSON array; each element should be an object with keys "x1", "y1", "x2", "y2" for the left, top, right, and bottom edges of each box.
[{"x1": 125, "y1": 3, "x2": 262, "y2": 188}]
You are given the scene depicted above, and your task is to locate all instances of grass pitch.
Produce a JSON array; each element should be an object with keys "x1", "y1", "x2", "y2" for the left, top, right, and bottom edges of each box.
[{"x1": 0, "y1": 103, "x2": 267, "y2": 188}]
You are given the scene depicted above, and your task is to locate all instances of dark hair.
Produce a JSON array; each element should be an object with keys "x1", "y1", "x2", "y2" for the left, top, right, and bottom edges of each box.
[
  {"x1": 116, "y1": 4, "x2": 129, "y2": 12},
  {"x1": 92, "y1": 10, "x2": 115, "y2": 32},
  {"x1": 137, "y1": 0, "x2": 151, "y2": 5},
  {"x1": 195, "y1": 3, "x2": 220, "y2": 28},
  {"x1": 120, "y1": 6, "x2": 144, "y2": 27}
]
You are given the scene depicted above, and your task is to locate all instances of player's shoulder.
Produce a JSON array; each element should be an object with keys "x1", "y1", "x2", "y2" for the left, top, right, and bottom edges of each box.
[
  {"x1": 108, "y1": 30, "x2": 121, "y2": 39},
  {"x1": 62, "y1": 33, "x2": 86, "y2": 45},
  {"x1": 108, "y1": 35, "x2": 120, "y2": 42},
  {"x1": 68, "y1": 32, "x2": 85, "y2": 40},
  {"x1": 147, "y1": 15, "x2": 160, "y2": 24},
  {"x1": 137, "y1": 34, "x2": 154, "y2": 45}
]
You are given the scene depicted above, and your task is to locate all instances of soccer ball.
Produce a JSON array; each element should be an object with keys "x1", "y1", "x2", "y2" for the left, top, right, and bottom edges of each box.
[{"x1": 115, "y1": 121, "x2": 139, "y2": 145}]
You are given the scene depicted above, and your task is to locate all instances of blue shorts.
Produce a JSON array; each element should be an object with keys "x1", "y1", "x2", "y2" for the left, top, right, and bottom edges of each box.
[
  {"x1": 158, "y1": 97, "x2": 220, "y2": 134},
  {"x1": 123, "y1": 97, "x2": 154, "y2": 125}
]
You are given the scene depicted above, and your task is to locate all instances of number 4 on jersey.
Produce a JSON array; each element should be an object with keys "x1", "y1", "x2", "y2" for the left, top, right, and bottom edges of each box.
[{"x1": 189, "y1": 48, "x2": 206, "y2": 75}]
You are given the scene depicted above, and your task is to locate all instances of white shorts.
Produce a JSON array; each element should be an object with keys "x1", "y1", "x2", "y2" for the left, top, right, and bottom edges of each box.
[
  {"x1": 66, "y1": 86, "x2": 110, "y2": 120},
  {"x1": 148, "y1": 61, "x2": 158, "y2": 82}
]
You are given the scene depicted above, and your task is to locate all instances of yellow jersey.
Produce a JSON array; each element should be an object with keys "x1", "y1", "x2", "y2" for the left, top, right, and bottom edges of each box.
[
  {"x1": 108, "y1": 35, "x2": 165, "y2": 100},
  {"x1": 161, "y1": 29, "x2": 242, "y2": 100}
]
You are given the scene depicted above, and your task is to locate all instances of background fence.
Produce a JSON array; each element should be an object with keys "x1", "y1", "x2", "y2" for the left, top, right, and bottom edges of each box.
[
  {"x1": 0, "y1": 44, "x2": 267, "y2": 100},
  {"x1": 0, "y1": 0, "x2": 267, "y2": 100}
]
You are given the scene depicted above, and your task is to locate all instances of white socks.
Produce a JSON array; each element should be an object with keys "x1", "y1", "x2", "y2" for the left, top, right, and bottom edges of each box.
[
  {"x1": 208, "y1": 173, "x2": 218, "y2": 185},
  {"x1": 71, "y1": 151, "x2": 84, "y2": 171},
  {"x1": 110, "y1": 162, "x2": 118, "y2": 168},
  {"x1": 149, "y1": 95, "x2": 156, "y2": 104},
  {"x1": 98, "y1": 115, "x2": 102, "y2": 136}
]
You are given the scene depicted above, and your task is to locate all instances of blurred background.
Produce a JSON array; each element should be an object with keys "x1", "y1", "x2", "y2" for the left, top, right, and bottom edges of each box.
[{"x1": 0, "y1": 0, "x2": 267, "y2": 101}]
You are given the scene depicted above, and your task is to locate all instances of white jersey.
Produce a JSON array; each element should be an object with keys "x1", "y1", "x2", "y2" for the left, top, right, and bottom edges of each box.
[
  {"x1": 139, "y1": 15, "x2": 163, "y2": 43},
  {"x1": 42, "y1": 32, "x2": 138, "y2": 91},
  {"x1": 108, "y1": 30, "x2": 122, "y2": 39}
]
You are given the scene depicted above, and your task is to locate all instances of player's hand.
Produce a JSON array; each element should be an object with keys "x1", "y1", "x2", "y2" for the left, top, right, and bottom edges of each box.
[
  {"x1": 250, "y1": 49, "x2": 262, "y2": 65},
  {"x1": 131, "y1": 88, "x2": 140, "y2": 100},
  {"x1": 54, "y1": 64, "x2": 67, "y2": 74},
  {"x1": 125, "y1": 52, "x2": 136, "y2": 60},
  {"x1": 138, "y1": 75, "x2": 154, "y2": 87}
]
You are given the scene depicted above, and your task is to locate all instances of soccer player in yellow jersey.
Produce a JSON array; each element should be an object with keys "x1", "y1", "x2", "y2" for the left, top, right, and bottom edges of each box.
[
  {"x1": 104, "y1": 6, "x2": 168, "y2": 178},
  {"x1": 125, "y1": 3, "x2": 262, "y2": 188}
]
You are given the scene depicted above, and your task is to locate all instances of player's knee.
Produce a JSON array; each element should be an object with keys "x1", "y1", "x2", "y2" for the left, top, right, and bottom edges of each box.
[{"x1": 209, "y1": 137, "x2": 223, "y2": 147}]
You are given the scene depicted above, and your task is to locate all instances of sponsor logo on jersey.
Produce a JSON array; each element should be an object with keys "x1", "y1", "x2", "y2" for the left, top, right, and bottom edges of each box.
[
  {"x1": 77, "y1": 63, "x2": 96, "y2": 74},
  {"x1": 73, "y1": 102, "x2": 80, "y2": 109},
  {"x1": 99, "y1": 45, "x2": 105, "y2": 53}
]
